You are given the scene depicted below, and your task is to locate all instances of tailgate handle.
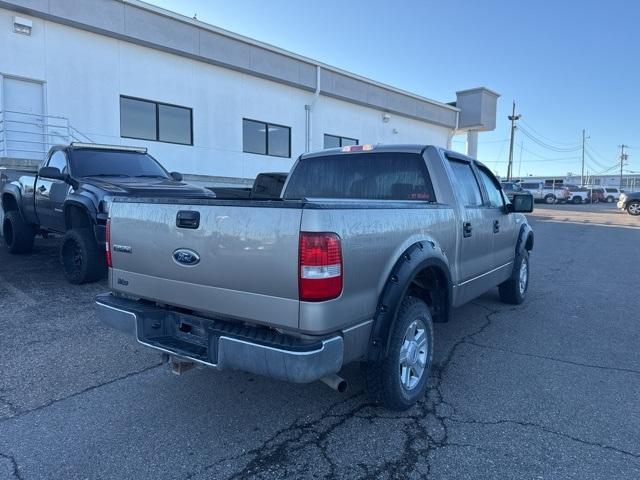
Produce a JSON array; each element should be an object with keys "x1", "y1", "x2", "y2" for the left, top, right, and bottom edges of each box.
[{"x1": 176, "y1": 211, "x2": 200, "y2": 229}]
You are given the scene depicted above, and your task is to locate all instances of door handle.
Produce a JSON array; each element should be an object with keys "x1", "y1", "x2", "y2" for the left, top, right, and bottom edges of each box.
[
  {"x1": 463, "y1": 221, "x2": 472, "y2": 238},
  {"x1": 176, "y1": 210, "x2": 200, "y2": 229},
  {"x1": 493, "y1": 220, "x2": 500, "y2": 233}
]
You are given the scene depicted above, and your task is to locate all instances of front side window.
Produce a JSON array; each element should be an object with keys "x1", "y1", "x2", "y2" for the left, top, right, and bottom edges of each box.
[
  {"x1": 324, "y1": 134, "x2": 358, "y2": 149},
  {"x1": 284, "y1": 152, "x2": 435, "y2": 201},
  {"x1": 447, "y1": 159, "x2": 483, "y2": 207},
  {"x1": 120, "y1": 96, "x2": 192, "y2": 145},
  {"x1": 243, "y1": 119, "x2": 291, "y2": 158},
  {"x1": 477, "y1": 167, "x2": 504, "y2": 208},
  {"x1": 47, "y1": 151, "x2": 68, "y2": 173}
]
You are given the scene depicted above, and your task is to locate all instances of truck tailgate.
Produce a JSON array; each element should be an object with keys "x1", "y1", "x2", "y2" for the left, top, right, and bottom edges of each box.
[{"x1": 108, "y1": 199, "x2": 302, "y2": 329}]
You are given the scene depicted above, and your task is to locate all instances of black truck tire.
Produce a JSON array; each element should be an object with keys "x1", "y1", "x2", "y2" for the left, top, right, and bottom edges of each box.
[
  {"x1": 365, "y1": 296, "x2": 434, "y2": 411},
  {"x1": 2, "y1": 210, "x2": 35, "y2": 254},
  {"x1": 60, "y1": 228, "x2": 105, "y2": 284},
  {"x1": 499, "y1": 250, "x2": 529, "y2": 304}
]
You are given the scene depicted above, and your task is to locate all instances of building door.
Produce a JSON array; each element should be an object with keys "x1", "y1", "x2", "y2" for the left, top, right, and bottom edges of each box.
[{"x1": 2, "y1": 77, "x2": 45, "y2": 160}]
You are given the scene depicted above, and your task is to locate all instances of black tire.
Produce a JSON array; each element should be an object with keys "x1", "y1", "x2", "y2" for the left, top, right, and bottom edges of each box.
[
  {"x1": 365, "y1": 297, "x2": 434, "y2": 411},
  {"x1": 499, "y1": 250, "x2": 529, "y2": 305},
  {"x1": 60, "y1": 228, "x2": 105, "y2": 284},
  {"x1": 627, "y1": 201, "x2": 640, "y2": 216},
  {"x1": 544, "y1": 194, "x2": 556, "y2": 205},
  {"x1": 572, "y1": 196, "x2": 582, "y2": 204},
  {"x1": 2, "y1": 210, "x2": 35, "y2": 254}
]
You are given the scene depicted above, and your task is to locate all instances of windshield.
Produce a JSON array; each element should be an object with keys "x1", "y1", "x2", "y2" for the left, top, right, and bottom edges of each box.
[{"x1": 69, "y1": 149, "x2": 169, "y2": 178}]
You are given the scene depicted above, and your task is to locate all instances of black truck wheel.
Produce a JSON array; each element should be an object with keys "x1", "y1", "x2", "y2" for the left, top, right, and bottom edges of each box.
[
  {"x1": 2, "y1": 210, "x2": 35, "y2": 254},
  {"x1": 60, "y1": 228, "x2": 105, "y2": 284},
  {"x1": 499, "y1": 251, "x2": 529, "y2": 304},
  {"x1": 365, "y1": 296, "x2": 434, "y2": 411}
]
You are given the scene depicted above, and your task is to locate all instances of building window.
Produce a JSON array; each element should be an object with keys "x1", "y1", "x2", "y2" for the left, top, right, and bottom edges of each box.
[
  {"x1": 324, "y1": 134, "x2": 358, "y2": 149},
  {"x1": 120, "y1": 96, "x2": 193, "y2": 145},
  {"x1": 243, "y1": 119, "x2": 291, "y2": 158}
]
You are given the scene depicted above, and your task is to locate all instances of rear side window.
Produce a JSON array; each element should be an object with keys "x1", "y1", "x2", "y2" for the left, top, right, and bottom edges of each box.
[
  {"x1": 284, "y1": 152, "x2": 435, "y2": 201},
  {"x1": 447, "y1": 159, "x2": 483, "y2": 207},
  {"x1": 606, "y1": 188, "x2": 617, "y2": 193},
  {"x1": 520, "y1": 182, "x2": 539, "y2": 189}
]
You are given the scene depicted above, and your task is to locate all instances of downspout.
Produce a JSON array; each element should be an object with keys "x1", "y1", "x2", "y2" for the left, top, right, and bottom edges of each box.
[
  {"x1": 305, "y1": 65, "x2": 321, "y2": 153},
  {"x1": 447, "y1": 108, "x2": 460, "y2": 150}
]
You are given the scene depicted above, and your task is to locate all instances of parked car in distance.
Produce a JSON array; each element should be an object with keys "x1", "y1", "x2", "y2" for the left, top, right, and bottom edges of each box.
[
  {"x1": 519, "y1": 181, "x2": 570, "y2": 204},
  {"x1": 209, "y1": 172, "x2": 287, "y2": 199},
  {"x1": 564, "y1": 184, "x2": 589, "y2": 204},
  {"x1": 1, "y1": 143, "x2": 214, "y2": 284},
  {"x1": 584, "y1": 186, "x2": 605, "y2": 203},
  {"x1": 617, "y1": 191, "x2": 640, "y2": 215},
  {"x1": 603, "y1": 187, "x2": 622, "y2": 203},
  {"x1": 97, "y1": 144, "x2": 534, "y2": 411}
]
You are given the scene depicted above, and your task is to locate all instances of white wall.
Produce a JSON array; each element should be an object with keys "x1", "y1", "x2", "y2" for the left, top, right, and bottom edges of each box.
[{"x1": 0, "y1": 7, "x2": 451, "y2": 180}]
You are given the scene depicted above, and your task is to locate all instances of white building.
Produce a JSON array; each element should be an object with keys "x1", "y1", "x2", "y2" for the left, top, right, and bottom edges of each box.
[{"x1": 0, "y1": 0, "x2": 498, "y2": 185}]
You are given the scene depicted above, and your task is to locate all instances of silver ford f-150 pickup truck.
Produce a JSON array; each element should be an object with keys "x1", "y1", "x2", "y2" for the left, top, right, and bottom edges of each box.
[{"x1": 96, "y1": 145, "x2": 534, "y2": 410}]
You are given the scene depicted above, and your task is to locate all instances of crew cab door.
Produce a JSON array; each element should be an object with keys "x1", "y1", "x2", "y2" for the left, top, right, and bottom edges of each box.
[
  {"x1": 475, "y1": 165, "x2": 517, "y2": 274},
  {"x1": 446, "y1": 157, "x2": 494, "y2": 289},
  {"x1": 35, "y1": 150, "x2": 70, "y2": 232}
]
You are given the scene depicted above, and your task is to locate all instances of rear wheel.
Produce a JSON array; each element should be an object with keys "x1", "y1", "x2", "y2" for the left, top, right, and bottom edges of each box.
[
  {"x1": 544, "y1": 194, "x2": 556, "y2": 204},
  {"x1": 365, "y1": 297, "x2": 434, "y2": 411},
  {"x1": 572, "y1": 196, "x2": 582, "y2": 204},
  {"x1": 2, "y1": 210, "x2": 35, "y2": 254},
  {"x1": 628, "y1": 201, "x2": 640, "y2": 216},
  {"x1": 499, "y1": 251, "x2": 529, "y2": 304},
  {"x1": 60, "y1": 228, "x2": 105, "y2": 284},
  {"x1": 606, "y1": 196, "x2": 614, "y2": 203}
]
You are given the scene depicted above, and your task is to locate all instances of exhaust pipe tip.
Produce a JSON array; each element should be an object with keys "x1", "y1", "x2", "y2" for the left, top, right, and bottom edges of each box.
[{"x1": 321, "y1": 374, "x2": 348, "y2": 393}]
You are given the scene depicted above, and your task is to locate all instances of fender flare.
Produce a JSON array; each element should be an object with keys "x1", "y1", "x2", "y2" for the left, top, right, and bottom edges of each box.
[
  {"x1": 63, "y1": 195, "x2": 97, "y2": 230},
  {"x1": 516, "y1": 222, "x2": 534, "y2": 257},
  {"x1": 508, "y1": 223, "x2": 534, "y2": 279},
  {"x1": 1, "y1": 185, "x2": 27, "y2": 223},
  {"x1": 367, "y1": 241, "x2": 453, "y2": 362}
]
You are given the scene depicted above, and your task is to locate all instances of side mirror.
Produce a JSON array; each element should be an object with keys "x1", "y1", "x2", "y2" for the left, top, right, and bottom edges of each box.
[
  {"x1": 38, "y1": 166, "x2": 65, "y2": 181},
  {"x1": 170, "y1": 171, "x2": 183, "y2": 182},
  {"x1": 508, "y1": 193, "x2": 534, "y2": 213}
]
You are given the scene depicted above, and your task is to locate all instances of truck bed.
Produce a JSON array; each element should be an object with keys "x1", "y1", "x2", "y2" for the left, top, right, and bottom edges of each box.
[{"x1": 107, "y1": 196, "x2": 455, "y2": 334}]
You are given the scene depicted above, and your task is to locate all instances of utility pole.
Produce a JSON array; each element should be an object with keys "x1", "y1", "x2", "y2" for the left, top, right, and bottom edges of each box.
[
  {"x1": 619, "y1": 144, "x2": 629, "y2": 189},
  {"x1": 580, "y1": 129, "x2": 589, "y2": 186},
  {"x1": 507, "y1": 101, "x2": 521, "y2": 181}
]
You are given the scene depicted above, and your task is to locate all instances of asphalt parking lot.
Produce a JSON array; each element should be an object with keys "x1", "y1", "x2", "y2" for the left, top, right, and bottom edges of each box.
[{"x1": 1, "y1": 203, "x2": 639, "y2": 480}]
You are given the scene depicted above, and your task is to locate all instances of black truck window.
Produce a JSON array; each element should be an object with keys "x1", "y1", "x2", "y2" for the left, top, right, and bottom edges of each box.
[{"x1": 284, "y1": 152, "x2": 435, "y2": 201}]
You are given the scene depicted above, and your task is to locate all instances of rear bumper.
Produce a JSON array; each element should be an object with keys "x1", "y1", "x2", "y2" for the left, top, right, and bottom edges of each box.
[{"x1": 95, "y1": 293, "x2": 343, "y2": 383}]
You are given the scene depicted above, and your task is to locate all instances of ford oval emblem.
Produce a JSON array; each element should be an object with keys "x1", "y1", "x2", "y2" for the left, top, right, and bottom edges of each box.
[{"x1": 173, "y1": 248, "x2": 200, "y2": 266}]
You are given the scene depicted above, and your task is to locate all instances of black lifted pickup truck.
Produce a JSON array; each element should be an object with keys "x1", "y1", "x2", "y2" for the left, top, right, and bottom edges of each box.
[{"x1": 1, "y1": 143, "x2": 213, "y2": 284}]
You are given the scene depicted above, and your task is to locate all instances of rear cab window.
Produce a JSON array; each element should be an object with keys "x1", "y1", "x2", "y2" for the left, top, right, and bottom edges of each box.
[{"x1": 284, "y1": 152, "x2": 435, "y2": 201}]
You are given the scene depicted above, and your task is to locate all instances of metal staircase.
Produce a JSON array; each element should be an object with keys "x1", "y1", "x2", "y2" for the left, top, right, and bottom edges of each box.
[{"x1": 0, "y1": 110, "x2": 93, "y2": 168}]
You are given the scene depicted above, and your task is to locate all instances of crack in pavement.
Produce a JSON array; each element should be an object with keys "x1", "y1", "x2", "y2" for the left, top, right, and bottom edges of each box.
[
  {"x1": 465, "y1": 341, "x2": 640, "y2": 376},
  {"x1": 0, "y1": 362, "x2": 162, "y2": 424},
  {"x1": 182, "y1": 301, "x2": 516, "y2": 480},
  {"x1": 447, "y1": 417, "x2": 640, "y2": 459},
  {"x1": 0, "y1": 452, "x2": 24, "y2": 480}
]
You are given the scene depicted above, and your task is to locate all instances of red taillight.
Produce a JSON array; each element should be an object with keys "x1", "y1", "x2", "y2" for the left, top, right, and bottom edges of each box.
[
  {"x1": 299, "y1": 232, "x2": 343, "y2": 302},
  {"x1": 105, "y1": 218, "x2": 112, "y2": 268}
]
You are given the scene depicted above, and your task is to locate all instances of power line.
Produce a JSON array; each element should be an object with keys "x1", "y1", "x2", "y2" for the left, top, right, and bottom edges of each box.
[
  {"x1": 519, "y1": 119, "x2": 582, "y2": 147},
  {"x1": 518, "y1": 127, "x2": 582, "y2": 152}
]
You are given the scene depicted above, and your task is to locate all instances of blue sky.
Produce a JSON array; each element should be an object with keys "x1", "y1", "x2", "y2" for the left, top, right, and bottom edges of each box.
[{"x1": 146, "y1": 0, "x2": 638, "y2": 178}]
